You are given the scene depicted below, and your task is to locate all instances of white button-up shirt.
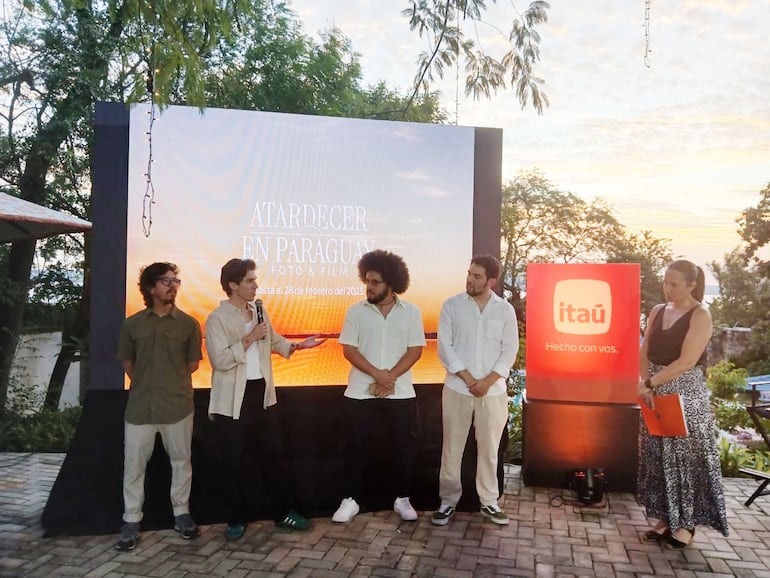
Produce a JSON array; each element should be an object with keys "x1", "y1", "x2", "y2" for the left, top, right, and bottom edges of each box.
[
  {"x1": 438, "y1": 292, "x2": 519, "y2": 397},
  {"x1": 338, "y1": 298, "x2": 426, "y2": 399}
]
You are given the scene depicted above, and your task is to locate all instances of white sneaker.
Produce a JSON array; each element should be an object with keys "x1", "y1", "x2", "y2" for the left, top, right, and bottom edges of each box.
[
  {"x1": 393, "y1": 497, "x2": 418, "y2": 521},
  {"x1": 332, "y1": 497, "x2": 359, "y2": 523}
]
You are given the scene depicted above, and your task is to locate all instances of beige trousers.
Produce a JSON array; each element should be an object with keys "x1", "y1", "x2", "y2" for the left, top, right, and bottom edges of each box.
[
  {"x1": 438, "y1": 387, "x2": 508, "y2": 507},
  {"x1": 122, "y1": 412, "x2": 194, "y2": 523}
]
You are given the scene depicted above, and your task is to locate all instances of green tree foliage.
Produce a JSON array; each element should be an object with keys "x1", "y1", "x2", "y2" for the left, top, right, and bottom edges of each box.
[
  {"x1": 706, "y1": 362, "x2": 755, "y2": 476},
  {"x1": 403, "y1": 0, "x2": 550, "y2": 114},
  {"x1": 200, "y1": 6, "x2": 445, "y2": 122},
  {"x1": 713, "y1": 185, "x2": 770, "y2": 375},
  {"x1": 606, "y1": 230, "x2": 673, "y2": 318},
  {"x1": 739, "y1": 182, "x2": 770, "y2": 259},
  {"x1": 499, "y1": 169, "x2": 669, "y2": 320},
  {"x1": 707, "y1": 360, "x2": 749, "y2": 401},
  {"x1": 0, "y1": 0, "x2": 265, "y2": 411},
  {"x1": 709, "y1": 249, "x2": 770, "y2": 329}
]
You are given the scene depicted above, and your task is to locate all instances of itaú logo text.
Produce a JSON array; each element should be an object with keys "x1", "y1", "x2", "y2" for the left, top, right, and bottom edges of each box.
[{"x1": 553, "y1": 279, "x2": 612, "y2": 335}]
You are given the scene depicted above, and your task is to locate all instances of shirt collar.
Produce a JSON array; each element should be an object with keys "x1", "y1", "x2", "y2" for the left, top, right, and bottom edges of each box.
[
  {"x1": 461, "y1": 291, "x2": 503, "y2": 305},
  {"x1": 220, "y1": 299, "x2": 257, "y2": 314},
  {"x1": 363, "y1": 295, "x2": 404, "y2": 311},
  {"x1": 144, "y1": 305, "x2": 179, "y2": 319}
]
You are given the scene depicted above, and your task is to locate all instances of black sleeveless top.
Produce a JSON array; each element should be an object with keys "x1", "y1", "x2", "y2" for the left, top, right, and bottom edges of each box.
[{"x1": 647, "y1": 305, "x2": 707, "y2": 366}]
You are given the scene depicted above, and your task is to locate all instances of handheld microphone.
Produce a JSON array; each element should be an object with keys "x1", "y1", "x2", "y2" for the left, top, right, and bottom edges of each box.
[{"x1": 255, "y1": 299, "x2": 265, "y2": 324}]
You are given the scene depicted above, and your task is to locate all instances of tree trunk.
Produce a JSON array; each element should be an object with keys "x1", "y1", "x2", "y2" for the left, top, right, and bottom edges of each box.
[
  {"x1": 0, "y1": 100, "x2": 79, "y2": 411},
  {"x1": 46, "y1": 245, "x2": 91, "y2": 409},
  {"x1": 0, "y1": 238, "x2": 37, "y2": 411},
  {"x1": 44, "y1": 326, "x2": 76, "y2": 409}
]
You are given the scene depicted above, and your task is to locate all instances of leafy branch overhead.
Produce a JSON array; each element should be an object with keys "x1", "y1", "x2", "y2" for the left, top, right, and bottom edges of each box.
[{"x1": 403, "y1": 0, "x2": 550, "y2": 114}]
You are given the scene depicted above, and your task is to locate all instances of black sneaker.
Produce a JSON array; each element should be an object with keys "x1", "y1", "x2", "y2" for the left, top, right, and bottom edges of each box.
[
  {"x1": 174, "y1": 514, "x2": 201, "y2": 539},
  {"x1": 276, "y1": 509, "x2": 311, "y2": 530},
  {"x1": 480, "y1": 504, "x2": 509, "y2": 525},
  {"x1": 431, "y1": 504, "x2": 456, "y2": 526},
  {"x1": 115, "y1": 522, "x2": 140, "y2": 551}
]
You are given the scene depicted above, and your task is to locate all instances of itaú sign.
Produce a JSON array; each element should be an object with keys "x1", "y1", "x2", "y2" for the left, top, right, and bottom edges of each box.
[{"x1": 525, "y1": 263, "x2": 640, "y2": 404}]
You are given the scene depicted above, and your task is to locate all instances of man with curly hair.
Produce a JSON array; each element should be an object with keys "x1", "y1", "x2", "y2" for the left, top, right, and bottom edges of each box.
[
  {"x1": 332, "y1": 250, "x2": 426, "y2": 523},
  {"x1": 115, "y1": 262, "x2": 203, "y2": 551}
]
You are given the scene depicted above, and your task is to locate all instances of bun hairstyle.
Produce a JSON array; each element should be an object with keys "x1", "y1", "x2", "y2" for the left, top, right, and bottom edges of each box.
[{"x1": 668, "y1": 259, "x2": 705, "y2": 302}]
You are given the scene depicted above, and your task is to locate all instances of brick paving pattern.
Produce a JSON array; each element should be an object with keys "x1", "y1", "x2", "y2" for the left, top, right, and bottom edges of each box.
[{"x1": 1, "y1": 453, "x2": 769, "y2": 577}]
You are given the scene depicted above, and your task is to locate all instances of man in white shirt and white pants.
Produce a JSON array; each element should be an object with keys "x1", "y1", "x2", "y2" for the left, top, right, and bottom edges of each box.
[{"x1": 432, "y1": 254, "x2": 519, "y2": 526}]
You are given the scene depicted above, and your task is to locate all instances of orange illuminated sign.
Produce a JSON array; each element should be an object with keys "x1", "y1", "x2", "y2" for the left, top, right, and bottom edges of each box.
[{"x1": 525, "y1": 263, "x2": 640, "y2": 403}]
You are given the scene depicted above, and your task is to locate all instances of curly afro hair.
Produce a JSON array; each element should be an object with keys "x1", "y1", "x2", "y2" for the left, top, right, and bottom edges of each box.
[{"x1": 357, "y1": 250, "x2": 410, "y2": 294}]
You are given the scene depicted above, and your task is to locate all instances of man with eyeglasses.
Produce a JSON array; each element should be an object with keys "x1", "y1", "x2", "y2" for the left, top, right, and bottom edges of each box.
[{"x1": 115, "y1": 262, "x2": 203, "y2": 551}]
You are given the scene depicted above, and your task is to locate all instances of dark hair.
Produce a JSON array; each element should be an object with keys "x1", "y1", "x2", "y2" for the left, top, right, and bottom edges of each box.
[
  {"x1": 357, "y1": 250, "x2": 410, "y2": 294},
  {"x1": 667, "y1": 259, "x2": 705, "y2": 302},
  {"x1": 138, "y1": 262, "x2": 178, "y2": 307},
  {"x1": 470, "y1": 254, "x2": 501, "y2": 281},
  {"x1": 220, "y1": 258, "x2": 256, "y2": 295}
]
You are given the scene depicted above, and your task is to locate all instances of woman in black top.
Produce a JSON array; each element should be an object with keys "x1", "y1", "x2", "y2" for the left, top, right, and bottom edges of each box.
[{"x1": 637, "y1": 259, "x2": 728, "y2": 549}]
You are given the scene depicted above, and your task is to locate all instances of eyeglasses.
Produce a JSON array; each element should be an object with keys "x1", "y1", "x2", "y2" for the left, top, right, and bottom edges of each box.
[{"x1": 158, "y1": 277, "x2": 182, "y2": 287}]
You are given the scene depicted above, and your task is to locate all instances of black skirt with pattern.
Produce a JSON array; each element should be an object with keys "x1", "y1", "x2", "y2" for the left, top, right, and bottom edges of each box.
[{"x1": 636, "y1": 364, "x2": 729, "y2": 536}]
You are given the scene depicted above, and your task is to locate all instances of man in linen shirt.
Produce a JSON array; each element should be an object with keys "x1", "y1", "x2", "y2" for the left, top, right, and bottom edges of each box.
[
  {"x1": 332, "y1": 250, "x2": 426, "y2": 524},
  {"x1": 115, "y1": 262, "x2": 203, "y2": 551},
  {"x1": 432, "y1": 255, "x2": 519, "y2": 526}
]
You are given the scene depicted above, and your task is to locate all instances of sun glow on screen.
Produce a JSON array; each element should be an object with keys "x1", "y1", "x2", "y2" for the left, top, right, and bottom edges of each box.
[{"x1": 125, "y1": 104, "x2": 477, "y2": 387}]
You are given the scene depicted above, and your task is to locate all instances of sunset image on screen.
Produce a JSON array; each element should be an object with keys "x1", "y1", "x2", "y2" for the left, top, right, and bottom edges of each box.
[{"x1": 125, "y1": 104, "x2": 476, "y2": 387}]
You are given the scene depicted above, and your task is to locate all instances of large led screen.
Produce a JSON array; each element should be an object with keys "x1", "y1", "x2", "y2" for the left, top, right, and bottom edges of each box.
[{"x1": 125, "y1": 104, "x2": 480, "y2": 387}]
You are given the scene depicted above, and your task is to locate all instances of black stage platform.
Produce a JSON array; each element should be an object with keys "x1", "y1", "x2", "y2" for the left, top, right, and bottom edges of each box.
[{"x1": 41, "y1": 384, "x2": 506, "y2": 537}]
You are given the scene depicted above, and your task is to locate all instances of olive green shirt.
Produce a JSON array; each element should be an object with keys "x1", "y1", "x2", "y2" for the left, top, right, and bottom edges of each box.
[{"x1": 117, "y1": 307, "x2": 203, "y2": 425}]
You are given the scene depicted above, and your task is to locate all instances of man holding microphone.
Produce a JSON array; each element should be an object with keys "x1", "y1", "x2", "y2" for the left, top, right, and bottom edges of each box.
[{"x1": 206, "y1": 258, "x2": 325, "y2": 540}]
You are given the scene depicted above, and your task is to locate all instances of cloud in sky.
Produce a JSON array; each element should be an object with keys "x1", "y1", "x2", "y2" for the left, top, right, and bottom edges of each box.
[{"x1": 291, "y1": 0, "x2": 770, "y2": 273}]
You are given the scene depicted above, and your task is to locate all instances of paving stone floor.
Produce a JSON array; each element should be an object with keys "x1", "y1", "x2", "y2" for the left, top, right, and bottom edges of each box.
[{"x1": 1, "y1": 453, "x2": 769, "y2": 577}]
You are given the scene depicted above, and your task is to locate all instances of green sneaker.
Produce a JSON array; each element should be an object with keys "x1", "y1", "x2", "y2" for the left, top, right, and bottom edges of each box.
[
  {"x1": 276, "y1": 509, "x2": 311, "y2": 530},
  {"x1": 224, "y1": 523, "x2": 246, "y2": 540},
  {"x1": 480, "y1": 504, "x2": 509, "y2": 525}
]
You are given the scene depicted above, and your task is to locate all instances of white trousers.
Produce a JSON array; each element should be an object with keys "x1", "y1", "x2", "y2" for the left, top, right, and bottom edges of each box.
[
  {"x1": 122, "y1": 412, "x2": 194, "y2": 523},
  {"x1": 438, "y1": 387, "x2": 508, "y2": 507}
]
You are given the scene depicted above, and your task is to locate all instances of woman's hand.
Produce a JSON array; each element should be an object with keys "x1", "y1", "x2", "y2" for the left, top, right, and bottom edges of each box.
[{"x1": 638, "y1": 380, "x2": 655, "y2": 410}]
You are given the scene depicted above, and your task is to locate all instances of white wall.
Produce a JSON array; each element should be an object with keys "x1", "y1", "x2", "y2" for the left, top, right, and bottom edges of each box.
[{"x1": 7, "y1": 331, "x2": 80, "y2": 412}]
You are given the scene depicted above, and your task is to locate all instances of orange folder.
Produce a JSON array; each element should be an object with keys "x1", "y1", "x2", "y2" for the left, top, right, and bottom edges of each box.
[{"x1": 639, "y1": 393, "x2": 689, "y2": 437}]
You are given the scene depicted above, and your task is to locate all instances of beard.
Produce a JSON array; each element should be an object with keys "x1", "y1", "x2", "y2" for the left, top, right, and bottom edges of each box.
[
  {"x1": 466, "y1": 284, "x2": 484, "y2": 297},
  {"x1": 158, "y1": 293, "x2": 176, "y2": 305},
  {"x1": 367, "y1": 289, "x2": 388, "y2": 304}
]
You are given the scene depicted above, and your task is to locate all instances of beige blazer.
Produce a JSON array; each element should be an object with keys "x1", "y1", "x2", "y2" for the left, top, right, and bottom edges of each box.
[{"x1": 205, "y1": 299, "x2": 292, "y2": 418}]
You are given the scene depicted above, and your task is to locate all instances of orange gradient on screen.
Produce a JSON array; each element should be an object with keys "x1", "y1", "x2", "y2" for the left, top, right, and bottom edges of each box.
[{"x1": 123, "y1": 105, "x2": 477, "y2": 389}]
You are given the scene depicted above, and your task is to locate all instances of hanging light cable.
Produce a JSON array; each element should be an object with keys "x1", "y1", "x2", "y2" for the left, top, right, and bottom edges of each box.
[
  {"x1": 141, "y1": 46, "x2": 156, "y2": 238},
  {"x1": 454, "y1": 0, "x2": 460, "y2": 125},
  {"x1": 644, "y1": 0, "x2": 652, "y2": 68}
]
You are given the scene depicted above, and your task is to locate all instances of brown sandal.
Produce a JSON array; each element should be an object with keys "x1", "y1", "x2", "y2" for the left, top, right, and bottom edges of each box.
[
  {"x1": 642, "y1": 528, "x2": 671, "y2": 543},
  {"x1": 665, "y1": 528, "x2": 694, "y2": 550}
]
